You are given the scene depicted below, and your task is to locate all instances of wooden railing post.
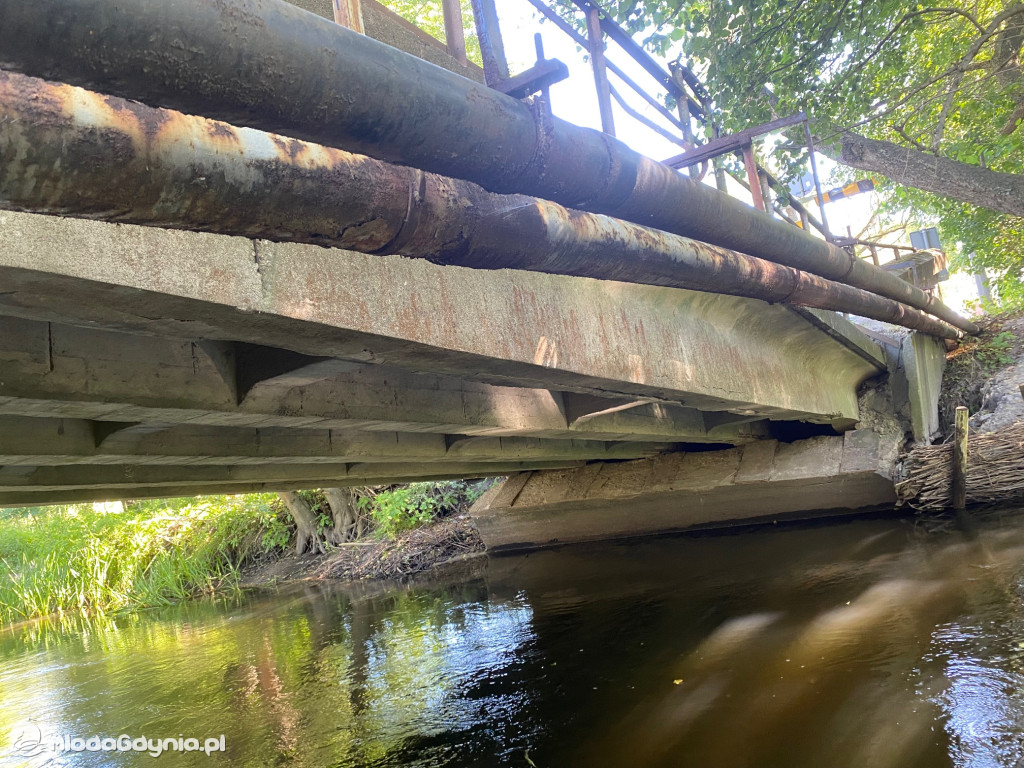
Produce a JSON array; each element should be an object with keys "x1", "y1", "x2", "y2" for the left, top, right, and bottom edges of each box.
[
  {"x1": 332, "y1": 0, "x2": 363, "y2": 32},
  {"x1": 470, "y1": 0, "x2": 509, "y2": 86},
  {"x1": 952, "y1": 405, "x2": 969, "y2": 511},
  {"x1": 584, "y1": 4, "x2": 615, "y2": 136},
  {"x1": 442, "y1": 0, "x2": 468, "y2": 65},
  {"x1": 741, "y1": 143, "x2": 765, "y2": 211}
]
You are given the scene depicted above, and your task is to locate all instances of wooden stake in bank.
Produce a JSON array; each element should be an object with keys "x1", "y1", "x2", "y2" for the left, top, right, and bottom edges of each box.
[{"x1": 952, "y1": 406, "x2": 969, "y2": 511}]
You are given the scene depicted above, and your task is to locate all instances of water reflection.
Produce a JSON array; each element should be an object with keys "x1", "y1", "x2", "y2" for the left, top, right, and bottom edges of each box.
[{"x1": 3, "y1": 514, "x2": 1024, "y2": 766}]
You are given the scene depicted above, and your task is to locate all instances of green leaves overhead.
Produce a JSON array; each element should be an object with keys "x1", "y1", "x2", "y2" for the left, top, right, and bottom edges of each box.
[{"x1": 382, "y1": 0, "x2": 483, "y2": 65}]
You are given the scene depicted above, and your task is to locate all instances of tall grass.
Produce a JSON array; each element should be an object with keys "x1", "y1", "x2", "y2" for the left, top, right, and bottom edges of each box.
[{"x1": 0, "y1": 495, "x2": 292, "y2": 625}]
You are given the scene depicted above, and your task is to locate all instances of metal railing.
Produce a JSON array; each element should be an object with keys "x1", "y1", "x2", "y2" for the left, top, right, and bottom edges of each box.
[{"x1": 434, "y1": 0, "x2": 945, "y2": 271}]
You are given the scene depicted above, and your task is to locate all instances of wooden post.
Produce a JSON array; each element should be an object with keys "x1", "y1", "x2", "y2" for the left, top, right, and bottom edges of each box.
[
  {"x1": 332, "y1": 0, "x2": 363, "y2": 32},
  {"x1": 670, "y1": 70, "x2": 697, "y2": 180},
  {"x1": 585, "y1": 5, "x2": 615, "y2": 136},
  {"x1": 742, "y1": 143, "x2": 765, "y2": 211},
  {"x1": 952, "y1": 405, "x2": 969, "y2": 511},
  {"x1": 1019, "y1": 383, "x2": 1024, "y2": 403},
  {"x1": 711, "y1": 125, "x2": 728, "y2": 192},
  {"x1": 470, "y1": 0, "x2": 509, "y2": 86},
  {"x1": 441, "y1": 0, "x2": 468, "y2": 66},
  {"x1": 759, "y1": 170, "x2": 773, "y2": 218}
]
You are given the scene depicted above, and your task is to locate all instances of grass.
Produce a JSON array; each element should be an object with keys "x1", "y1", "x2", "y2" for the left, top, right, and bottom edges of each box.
[
  {"x1": 0, "y1": 495, "x2": 292, "y2": 625},
  {"x1": 0, "y1": 480, "x2": 495, "y2": 625}
]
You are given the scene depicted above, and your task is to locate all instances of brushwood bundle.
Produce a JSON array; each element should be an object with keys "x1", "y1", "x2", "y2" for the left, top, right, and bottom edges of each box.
[{"x1": 895, "y1": 422, "x2": 1024, "y2": 511}]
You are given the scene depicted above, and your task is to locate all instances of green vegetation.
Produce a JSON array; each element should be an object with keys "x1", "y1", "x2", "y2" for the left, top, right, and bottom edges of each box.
[
  {"x1": 358, "y1": 480, "x2": 489, "y2": 539},
  {"x1": 383, "y1": 0, "x2": 482, "y2": 65},
  {"x1": 0, "y1": 480, "x2": 493, "y2": 625},
  {"x1": 976, "y1": 330, "x2": 1018, "y2": 370},
  {"x1": 0, "y1": 495, "x2": 290, "y2": 625},
  {"x1": 938, "y1": 308, "x2": 1022, "y2": 434}
]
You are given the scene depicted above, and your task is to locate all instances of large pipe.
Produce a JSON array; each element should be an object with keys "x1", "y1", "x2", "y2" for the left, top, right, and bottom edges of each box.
[
  {"x1": 0, "y1": 0, "x2": 979, "y2": 335},
  {"x1": 0, "y1": 71, "x2": 961, "y2": 339}
]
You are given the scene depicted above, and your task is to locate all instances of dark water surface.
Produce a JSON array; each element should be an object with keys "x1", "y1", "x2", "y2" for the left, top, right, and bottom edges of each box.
[{"x1": 5, "y1": 513, "x2": 1024, "y2": 767}]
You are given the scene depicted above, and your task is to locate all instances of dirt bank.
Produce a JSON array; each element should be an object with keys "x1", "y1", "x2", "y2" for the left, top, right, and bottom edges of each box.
[
  {"x1": 939, "y1": 308, "x2": 1024, "y2": 436},
  {"x1": 240, "y1": 514, "x2": 485, "y2": 588}
]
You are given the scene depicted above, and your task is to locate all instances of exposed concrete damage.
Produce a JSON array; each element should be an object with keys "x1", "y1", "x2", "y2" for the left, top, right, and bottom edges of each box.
[{"x1": 0, "y1": 0, "x2": 952, "y2": 548}]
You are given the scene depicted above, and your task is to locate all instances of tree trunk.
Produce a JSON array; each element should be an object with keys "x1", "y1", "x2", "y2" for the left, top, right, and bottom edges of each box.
[
  {"x1": 322, "y1": 487, "x2": 361, "y2": 544},
  {"x1": 277, "y1": 491, "x2": 325, "y2": 555},
  {"x1": 833, "y1": 131, "x2": 1024, "y2": 218}
]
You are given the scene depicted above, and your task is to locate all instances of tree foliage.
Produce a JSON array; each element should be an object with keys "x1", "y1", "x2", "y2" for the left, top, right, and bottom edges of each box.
[
  {"x1": 381, "y1": 0, "x2": 482, "y2": 65},
  {"x1": 550, "y1": 0, "x2": 1024, "y2": 302}
]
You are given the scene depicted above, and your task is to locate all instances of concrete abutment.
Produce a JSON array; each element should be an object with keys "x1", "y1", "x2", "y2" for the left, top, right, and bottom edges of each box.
[{"x1": 471, "y1": 430, "x2": 902, "y2": 551}]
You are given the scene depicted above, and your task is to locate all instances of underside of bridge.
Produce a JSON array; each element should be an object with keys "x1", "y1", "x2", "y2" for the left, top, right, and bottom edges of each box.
[
  {"x1": 0, "y1": 209, "x2": 891, "y2": 507},
  {"x1": 0, "y1": 0, "x2": 960, "y2": 548}
]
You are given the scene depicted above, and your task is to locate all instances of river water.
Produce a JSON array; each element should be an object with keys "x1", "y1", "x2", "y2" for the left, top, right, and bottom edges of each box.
[{"x1": 5, "y1": 513, "x2": 1024, "y2": 767}]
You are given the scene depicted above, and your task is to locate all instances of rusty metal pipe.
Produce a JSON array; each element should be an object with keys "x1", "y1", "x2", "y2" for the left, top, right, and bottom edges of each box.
[
  {"x1": 0, "y1": 71, "x2": 962, "y2": 339},
  {"x1": 0, "y1": 0, "x2": 978, "y2": 335}
]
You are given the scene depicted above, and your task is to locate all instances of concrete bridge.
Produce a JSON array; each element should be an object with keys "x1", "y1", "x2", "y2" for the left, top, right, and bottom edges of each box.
[{"x1": 0, "y1": 0, "x2": 961, "y2": 547}]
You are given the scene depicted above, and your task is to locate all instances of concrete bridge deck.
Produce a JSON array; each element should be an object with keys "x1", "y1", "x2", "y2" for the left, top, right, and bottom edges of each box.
[{"x1": 0, "y1": 208, "x2": 891, "y2": 507}]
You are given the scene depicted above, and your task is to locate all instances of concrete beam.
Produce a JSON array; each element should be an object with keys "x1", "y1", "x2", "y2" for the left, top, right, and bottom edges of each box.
[
  {"x1": 471, "y1": 429, "x2": 900, "y2": 550},
  {"x1": 0, "y1": 415, "x2": 674, "y2": 466},
  {"x1": 0, "y1": 460, "x2": 576, "y2": 506},
  {"x1": 0, "y1": 459, "x2": 584, "y2": 492},
  {"x1": 0, "y1": 210, "x2": 884, "y2": 422},
  {"x1": 0, "y1": 317, "x2": 766, "y2": 443}
]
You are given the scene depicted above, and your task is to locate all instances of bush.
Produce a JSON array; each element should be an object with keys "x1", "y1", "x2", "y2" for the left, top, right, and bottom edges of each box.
[{"x1": 357, "y1": 480, "x2": 489, "y2": 539}]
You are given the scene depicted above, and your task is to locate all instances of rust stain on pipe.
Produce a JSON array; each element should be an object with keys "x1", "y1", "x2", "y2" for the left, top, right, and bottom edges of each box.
[
  {"x1": 0, "y1": 0, "x2": 978, "y2": 335},
  {"x1": 0, "y1": 70, "x2": 962, "y2": 340}
]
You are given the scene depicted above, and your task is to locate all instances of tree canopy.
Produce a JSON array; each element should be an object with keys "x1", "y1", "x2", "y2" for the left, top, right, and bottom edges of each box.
[
  {"x1": 552, "y1": 0, "x2": 1024, "y2": 304},
  {"x1": 383, "y1": 0, "x2": 482, "y2": 66}
]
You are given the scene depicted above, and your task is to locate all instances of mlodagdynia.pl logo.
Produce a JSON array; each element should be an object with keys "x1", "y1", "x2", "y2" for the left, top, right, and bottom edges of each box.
[
  {"x1": 10, "y1": 722, "x2": 45, "y2": 757},
  {"x1": 9, "y1": 721, "x2": 226, "y2": 758}
]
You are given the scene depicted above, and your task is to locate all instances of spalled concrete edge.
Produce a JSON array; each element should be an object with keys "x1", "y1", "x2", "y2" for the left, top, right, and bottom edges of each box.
[{"x1": 470, "y1": 429, "x2": 901, "y2": 551}]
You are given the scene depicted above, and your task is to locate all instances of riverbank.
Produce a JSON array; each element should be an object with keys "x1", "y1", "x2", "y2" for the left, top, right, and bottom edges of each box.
[
  {"x1": 239, "y1": 514, "x2": 486, "y2": 589},
  {"x1": 0, "y1": 482, "x2": 493, "y2": 624},
  {"x1": 939, "y1": 307, "x2": 1023, "y2": 436}
]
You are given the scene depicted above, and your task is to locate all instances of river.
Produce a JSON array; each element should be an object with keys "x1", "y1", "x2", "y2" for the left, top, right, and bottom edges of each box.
[{"x1": 4, "y1": 512, "x2": 1024, "y2": 767}]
